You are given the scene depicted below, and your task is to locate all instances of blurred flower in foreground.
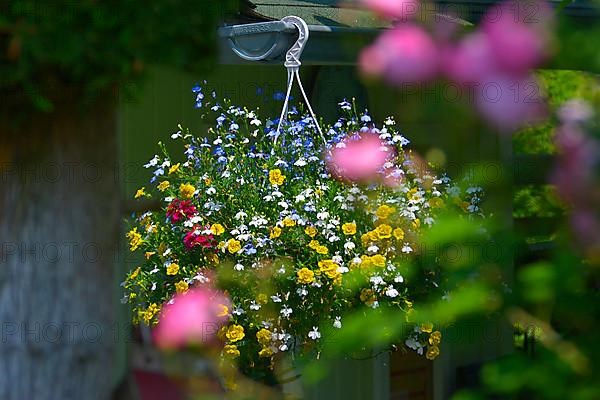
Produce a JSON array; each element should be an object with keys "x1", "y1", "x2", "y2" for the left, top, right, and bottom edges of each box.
[
  {"x1": 359, "y1": 24, "x2": 439, "y2": 85},
  {"x1": 154, "y1": 287, "x2": 231, "y2": 349},
  {"x1": 360, "y1": 0, "x2": 420, "y2": 20},
  {"x1": 328, "y1": 132, "x2": 393, "y2": 182},
  {"x1": 551, "y1": 100, "x2": 600, "y2": 256},
  {"x1": 360, "y1": 0, "x2": 554, "y2": 132},
  {"x1": 474, "y1": 74, "x2": 547, "y2": 133}
]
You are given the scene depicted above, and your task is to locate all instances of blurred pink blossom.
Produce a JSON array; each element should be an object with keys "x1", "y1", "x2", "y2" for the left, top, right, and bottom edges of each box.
[
  {"x1": 153, "y1": 288, "x2": 230, "y2": 350},
  {"x1": 442, "y1": 33, "x2": 497, "y2": 84},
  {"x1": 474, "y1": 74, "x2": 547, "y2": 132},
  {"x1": 482, "y1": 1, "x2": 552, "y2": 76},
  {"x1": 361, "y1": 0, "x2": 420, "y2": 20},
  {"x1": 328, "y1": 132, "x2": 394, "y2": 182},
  {"x1": 359, "y1": 24, "x2": 439, "y2": 85}
]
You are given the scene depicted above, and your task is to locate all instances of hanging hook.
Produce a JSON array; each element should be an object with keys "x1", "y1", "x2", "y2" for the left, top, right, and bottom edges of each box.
[{"x1": 281, "y1": 16, "x2": 310, "y2": 71}]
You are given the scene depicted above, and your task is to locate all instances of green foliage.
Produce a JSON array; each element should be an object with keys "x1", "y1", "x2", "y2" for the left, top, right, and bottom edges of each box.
[{"x1": 0, "y1": 0, "x2": 239, "y2": 111}]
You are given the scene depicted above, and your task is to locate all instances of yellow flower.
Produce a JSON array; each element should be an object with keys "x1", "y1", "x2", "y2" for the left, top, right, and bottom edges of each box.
[
  {"x1": 126, "y1": 228, "x2": 143, "y2": 252},
  {"x1": 361, "y1": 233, "x2": 370, "y2": 245},
  {"x1": 168, "y1": 163, "x2": 180, "y2": 175},
  {"x1": 429, "y1": 331, "x2": 442, "y2": 346},
  {"x1": 175, "y1": 280, "x2": 189, "y2": 293},
  {"x1": 134, "y1": 187, "x2": 146, "y2": 199},
  {"x1": 227, "y1": 239, "x2": 241, "y2": 253},
  {"x1": 393, "y1": 228, "x2": 405, "y2": 240},
  {"x1": 256, "y1": 293, "x2": 268, "y2": 305},
  {"x1": 270, "y1": 226, "x2": 282, "y2": 239},
  {"x1": 157, "y1": 181, "x2": 170, "y2": 192},
  {"x1": 376, "y1": 204, "x2": 395, "y2": 220},
  {"x1": 259, "y1": 347, "x2": 273, "y2": 358},
  {"x1": 314, "y1": 188, "x2": 324, "y2": 197},
  {"x1": 429, "y1": 197, "x2": 443, "y2": 208},
  {"x1": 269, "y1": 169, "x2": 286, "y2": 186},
  {"x1": 297, "y1": 268, "x2": 315, "y2": 284},
  {"x1": 141, "y1": 303, "x2": 160, "y2": 325},
  {"x1": 426, "y1": 345, "x2": 440, "y2": 360},
  {"x1": 179, "y1": 183, "x2": 196, "y2": 199},
  {"x1": 256, "y1": 328, "x2": 272, "y2": 346},
  {"x1": 316, "y1": 245, "x2": 329, "y2": 255},
  {"x1": 210, "y1": 223, "x2": 225, "y2": 235},
  {"x1": 360, "y1": 255, "x2": 373, "y2": 270},
  {"x1": 305, "y1": 226, "x2": 318, "y2": 238},
  {"x1": 360, "y1": 288, "x2": 376, "y2": 306},
  {"x1": 129, "y1": 267, "x2": 141, "y2": 280},
  {"x1": 207, "y1": 253, "x2": 219, "y2": 265},
  {"x1": 166, "y1": 263, "x2": 180, "y2": 275},
  {"x1": 368, "y1": 230, "x2": 379, "y2": 242},
  {"x1": 342, "y1": 222, "x2": 357, "y2": 235},
  {"x1": 408, "y1": 188, "x2": 420, "y2": 201},
  {"x1": 204, "y1": 178, "x2": 212, "y2": 186},
  {"x1": 420, "y1": 322, "x2": 434, "y2": 333},
  {"x1": 144, "y1": 250, "x2": 155, "y2": 259},
  {"x1": 308, "y1": 240, "x2": 320, "y2": 249},
  {"x1": 282, "y1": 217, "x2": 296, "y2": 227},
  {"x1": 371, "y1": 254, "x2": 386, "y2": 267},
  {"x1": 376, "y1": 224, "x2": 393, "y2": 239},
  {"x1": 223, "y1": 344, "x2": 240, "y2": 358},
  {"x1": 412, "y1": 219, "x2": 421, "y2": 229},
  {"x1": 319, "y1": 260, "x2": 340, "y2": 280},
  {"x1": 226, "y1": 325, "x2": 245, "y2": 342},
  {"x1": 216, "y1": 304, "x2": 229, "y2": 317}
]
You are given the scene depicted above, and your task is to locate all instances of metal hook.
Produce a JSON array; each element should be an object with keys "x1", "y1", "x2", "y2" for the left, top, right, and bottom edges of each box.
[{"x1": 281, "y1": 16, "x2": 310, "y2": 71}]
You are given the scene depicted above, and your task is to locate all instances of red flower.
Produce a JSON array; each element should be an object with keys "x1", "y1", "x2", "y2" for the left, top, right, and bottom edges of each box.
[
  {"x1": 184, "y1": 228, "x2": 215, "y2": 250},
  {"x1": 166, "y1": 199, "x2": 197, "y2": 223}
]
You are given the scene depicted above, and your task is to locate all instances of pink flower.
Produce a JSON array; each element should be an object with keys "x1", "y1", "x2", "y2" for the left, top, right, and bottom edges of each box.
[
  {"x1": 328, "y1": 132, "x2": 393, "y2": 182},
  {"x1": 153, "y1": 288, "x2": 230, "y2": 350},
  {"x1": 359, "y1": 24, "x2": 439, "y2": 85},
  {"x1": 442, "y1": 33, "x2": 497, "y2": 84},
  {"x1": 361, "y1": 0, "x2": 420, "y2": 20},
  {"x1": 482, "y1": 1, "x2": 552, "y2": 76},
  {"x1": 474, "y1": 74, "x2": 547, "y2": 133}
]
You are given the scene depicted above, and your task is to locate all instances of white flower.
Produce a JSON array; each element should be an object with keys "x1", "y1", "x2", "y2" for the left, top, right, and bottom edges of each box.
[
  {"x1": 385, "y1": 287, "x2": 399, "y2": 298},
  {"x1": 232, "y1": 307, "x2": 245, "y2": 316},
  {"x1": 333, "y1": 317, "x2": 342, "y2": 329},
  {"x1": 281, "y1": 306, "x2": 293, "y2": 318},
  {"x1": 402, "y1": 244, "x2": 413, "y2": 254},
  {"x1": 278, "y1": 201, "x2": 289, "y2": 209},
  {"x1": 317, "y1": 211, "x2": 329, "y2": 220},
  {"x1": 370, "y1": 276, "x2": 385, "y2": 286},
  {"x1": 308, "y1": 327, "x2": 321, "y2": 340},
  {"x1": 206, "y1": 187, "x2": 216, "y2": 195},
  {"x1": 294, "y1": 158, "x2": 307, "y2": 167},
  {"x1": 405, "y1": 337, "x2": 424, "y2": 355},
  {"x1": 144, "y1": 155, "x2": 160, "y2": 168},
  {"x1": 235, "y1": 211, "x2": 247, "y2": 220},
  {"x1": 249, "y1": 301, "x2": 261, "y2": 311},
  {"x1": 367, "y1": 245, "x2": 379, "y2": 254},
  {"x1": 271, "y1": 295, "x2": 282, "y2": 303},
  {"x1": 394, "y1": 275, "x2": 404, "y2": 283},
  {"x1": 234, "y1": 263, "x2": 244, "y2": 271},
  {"x1": 295, "y1": 194, "x2": 306, "y2": 202},
  {"x1": 297, "y1": 287, "x2": 308, "y2": 297},
  {"x1": 344, "y1": 241, "x2": 356, "y2": 251}
]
